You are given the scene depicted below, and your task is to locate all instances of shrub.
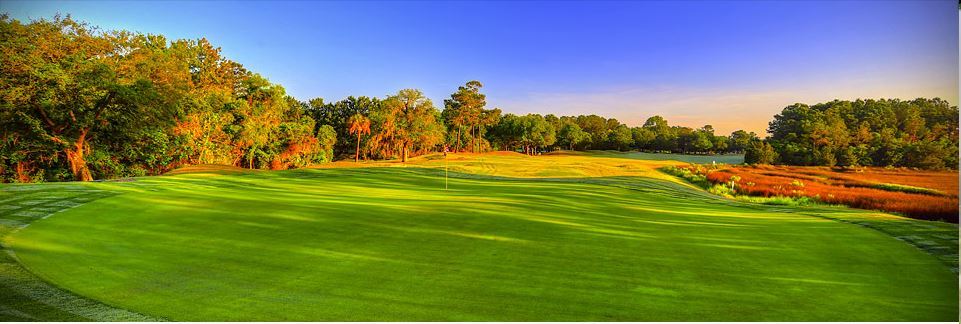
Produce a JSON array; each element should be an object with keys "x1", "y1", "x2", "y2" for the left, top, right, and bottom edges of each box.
[
  {"x1": 710, "y1": 165, "x2": 958, "y2": 222},
  {"x1": 708, "y1": 184, "x2": 734, "y2": 197},
  {"x1": 735, "y1": 195, "x2": 819, "y2": 206},
  {"x1": 664, "y1": 163, "x2": 958, "y2": 222}
]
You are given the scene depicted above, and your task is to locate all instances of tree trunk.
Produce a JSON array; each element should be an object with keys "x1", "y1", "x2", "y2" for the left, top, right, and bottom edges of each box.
[
  {"x1": 65, "y1": 129, "x2": 93, "y2": 181},
  {"x1": 455, "y1": 128, "x2": 461, "y2": 153},
  {"x1": 355, "y1": 133, "x2": 361, "y2": 162},
  {"x1": 249, "y1": 145, "x2": 256, "y2": 169},
  {"x1": 402, "y1": 143, "x2": 409, "y2": 162}
]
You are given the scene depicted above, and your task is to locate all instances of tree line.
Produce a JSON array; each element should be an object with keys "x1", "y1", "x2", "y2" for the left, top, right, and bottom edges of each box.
[
  {"x1": 1, "y1": 15, "x2": 339, "y2": 182},
  {"x1": 747, "y1": 98, "x2": 959, "y2": 170},
  {"x1": 2, "y1": 16, "x2": 957, "y2": 183},
  {"x1": 308, "y1": 89, "x2": 758, "y2": 161}
]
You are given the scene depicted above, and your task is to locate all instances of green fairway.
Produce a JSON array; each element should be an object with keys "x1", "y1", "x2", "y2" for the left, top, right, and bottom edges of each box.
[
  {"x1": 3, "y1": 162, "x2": 956, "y2": 321},
  {"x1": 588, "y1": 151, "x2": 745, "y2": 164}
]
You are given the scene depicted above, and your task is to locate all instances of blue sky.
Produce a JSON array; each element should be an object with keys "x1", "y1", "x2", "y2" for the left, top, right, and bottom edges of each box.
[{"x1": 3, "y1": 0, "x2": 958, "y2": 134}]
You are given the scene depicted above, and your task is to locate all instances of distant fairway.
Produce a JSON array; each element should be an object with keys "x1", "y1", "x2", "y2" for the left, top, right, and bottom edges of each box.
[
  {"x1": 587, "y1": 151, "x2": 746, "y2": 164},
  {"x1": 3, "y1": 154, "x2": 957, "y2": 321}
]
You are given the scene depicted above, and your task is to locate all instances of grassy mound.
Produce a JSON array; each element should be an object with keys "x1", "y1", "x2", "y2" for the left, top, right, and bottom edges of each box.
[
  {"x1": 164, "y1": 164, "x2": 258, "y2": 176},
  {"x1": 4, "y1": 164, "x2": 956, "y2": 321}
]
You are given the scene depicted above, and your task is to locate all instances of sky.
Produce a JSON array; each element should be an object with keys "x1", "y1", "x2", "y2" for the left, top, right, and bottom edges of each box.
[{"x1": 3, "y1": 0, "x2": 958, "y2": 135}]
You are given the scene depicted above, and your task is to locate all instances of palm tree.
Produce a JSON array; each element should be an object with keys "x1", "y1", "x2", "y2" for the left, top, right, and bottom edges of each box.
[{"x1": 348, "y1": 113, "x2": 371, "y2": 162}]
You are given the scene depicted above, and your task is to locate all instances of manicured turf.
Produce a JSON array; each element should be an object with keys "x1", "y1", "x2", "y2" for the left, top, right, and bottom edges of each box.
[
  {"x1": 0, "y1": 185, "x2": 160, "y2": 321},
  {"x1": 4, "y1": 155, "x2": 956, "y2": 321},
  {"x1": 588, "y1": 150, "x2": 745, "y2": 164}
]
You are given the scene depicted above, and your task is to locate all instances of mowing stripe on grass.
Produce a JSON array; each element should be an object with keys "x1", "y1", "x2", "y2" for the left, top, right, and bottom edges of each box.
[
  {"x1": 6, "y1": 167, "x2": 956, "y2": 321},
  {"x1": 0, "y1": 184, "x2": 163, "y2": 321}
]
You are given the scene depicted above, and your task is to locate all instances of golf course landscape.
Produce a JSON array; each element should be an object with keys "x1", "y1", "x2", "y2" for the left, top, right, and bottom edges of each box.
[
  {"x1": 1, "y1": 152, "x2": 957, "y2": 321},
  {"x1": 3, "y1": 2, "x2": 960, "y2": 322}
]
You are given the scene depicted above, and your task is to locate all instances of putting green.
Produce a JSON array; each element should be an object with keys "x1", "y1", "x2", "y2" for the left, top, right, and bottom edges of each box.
[{"x1": 5, "y1": 164, "x2": 958, "y2": 320}]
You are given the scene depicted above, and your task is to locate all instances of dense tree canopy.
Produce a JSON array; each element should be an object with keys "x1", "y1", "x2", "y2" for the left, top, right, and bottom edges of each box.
[
  {"x1": 3, "y1": 15, "x2": 957, "y2": 183},
  {"x1": 1, "y1": 15, "x2": 335, "y2": 182},
  {"x1": 442, "y1": 81, "x2": 501, "y2": 153},
  {"x1": 306, "y1": 95, "x2": 378, "y2": 159},
  {"x1": 558, "y1": 123, "x2": 590, "y2": 150},
  {"x1": 764, "y1": 98, "x2": 958, "y2": 169},
  {"x1": 368, "y1": 89, "x2": 445, "y2": 162}
]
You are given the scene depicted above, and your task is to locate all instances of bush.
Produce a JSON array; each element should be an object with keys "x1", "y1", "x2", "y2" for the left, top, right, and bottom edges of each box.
[
  {"x1": 708, "y1": 184, "x2": 734, "y2": 197},
  {"x1": 661, "y1": 165, "x2": 712, "y2": 188},
  {"x1": 87, "y1": 150, "x2": 125, "y2": 180},
  {"x1": 735, "y1": 195, "x2": 818, "y2": 206}
]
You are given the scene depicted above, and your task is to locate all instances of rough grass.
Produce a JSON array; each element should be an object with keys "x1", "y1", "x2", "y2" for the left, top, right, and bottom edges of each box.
[
  {"x1": 825, "y1": 166, "x2": 959, "y2": 195},
  {"x1": 4, "y1": 153, "x2": 957, "y2": 321},
  {"x1": 684, "y1": 165, "x2": 959, "y2": 222},
  {"x1": 870, "y1": 183, "x2": 946, "y2": 196}
]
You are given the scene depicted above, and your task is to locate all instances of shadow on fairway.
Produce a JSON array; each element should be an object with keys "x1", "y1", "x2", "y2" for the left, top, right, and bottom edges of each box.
[{"x1": 3, "y1": 167, "x2": 958, "y2": 321}]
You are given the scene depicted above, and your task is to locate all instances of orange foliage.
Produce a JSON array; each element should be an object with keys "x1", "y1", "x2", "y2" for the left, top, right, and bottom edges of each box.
[
  {"x1": 15, "y1": 161, "x2": 34, "y2": 183},
  {"x1": 270, "y1": 138, "x2": 320, "y2": 170},
  {"x1": 694, "y1": 165, "x2": 958, "y2": 222}
]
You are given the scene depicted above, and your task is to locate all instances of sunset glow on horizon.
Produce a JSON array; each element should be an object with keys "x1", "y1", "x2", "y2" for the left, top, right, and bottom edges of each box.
[{"x1": 5, "y1": 0, "x2": 958, "y2": 135}]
